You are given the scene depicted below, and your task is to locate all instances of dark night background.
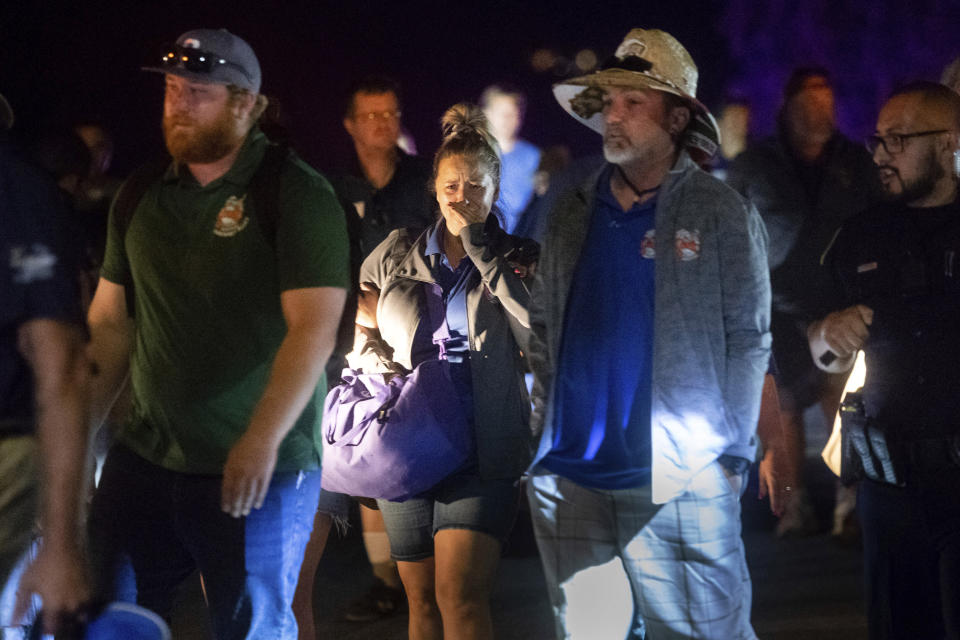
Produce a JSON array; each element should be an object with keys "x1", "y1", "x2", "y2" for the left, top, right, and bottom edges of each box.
[{"x1": 2, "y1": 0, "x2": 958, "y2": 176}]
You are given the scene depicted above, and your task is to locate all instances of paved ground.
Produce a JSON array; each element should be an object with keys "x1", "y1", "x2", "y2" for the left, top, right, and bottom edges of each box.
[
  {"x1": 168, "y1": 411, "x2": 868, "y2": 639},
  {"x1": 302, "y1": 466, "x2": 865, "y2": 640}
]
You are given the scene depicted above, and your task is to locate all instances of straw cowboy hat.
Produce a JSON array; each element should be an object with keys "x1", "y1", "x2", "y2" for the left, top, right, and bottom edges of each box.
[{"x1": 553, "y1": 28, "x2": 721, "y2": 162}]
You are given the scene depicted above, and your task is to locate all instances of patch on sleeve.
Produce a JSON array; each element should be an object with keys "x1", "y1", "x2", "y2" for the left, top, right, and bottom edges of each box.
[{"x1": 674, "y1": 229, "x2": 701, "y2": 261}]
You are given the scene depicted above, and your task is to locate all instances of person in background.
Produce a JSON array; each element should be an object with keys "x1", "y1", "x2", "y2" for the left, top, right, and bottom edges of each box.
[
  {"x1": 353, "y1": 103, "x2": 533, "y2": 640},
  {"x1": 480, "y1": 85, "x2": 541, "y2": 235},
  {"x1": 85, "y1": 29, "x2": 348, "y2": 638},
  {"x1": 320, "y1": 75, "x2": 437, "y2": 626},
  {"x1": 711, "y1": 99, "x2": 751, "y2": 180},
  {"x1": 527, "y1": 28, "x2": 769, "y2": 639},
  {"x1": 333, "y1": 75, "x2": 435, "y2": 257},
  {"x1": 942, "y1": 55, "x2": 960, "y2": 94},
  {"x1": 1, "y1": 92, "x2": 91, "y2": 636},
  {"x1": 727, "y1": 68, "x2": 881, "y2": 538},
  {"x1": 808, "y1": 81, "x2": 960, "y2": 640}
]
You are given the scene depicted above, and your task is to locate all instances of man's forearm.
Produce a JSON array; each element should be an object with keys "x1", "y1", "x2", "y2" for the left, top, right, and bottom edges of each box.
[
  {"x1": 22, "y1": 321, "x2": 90, "y2": 550},
  {"x1": 36, "y1": 359, "x2": 89, "y2": 550},
  {"x1": 87, "y1": 319, "x2": 133, "y2": 429},
  {"x1": 244, "y1": 325, "x2": 338, "y2": 447}
]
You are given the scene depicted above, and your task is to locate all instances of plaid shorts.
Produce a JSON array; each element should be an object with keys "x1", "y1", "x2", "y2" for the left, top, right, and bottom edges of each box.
[{"x1": 527, "y1": 462, "x2": 757, "y2": 639}]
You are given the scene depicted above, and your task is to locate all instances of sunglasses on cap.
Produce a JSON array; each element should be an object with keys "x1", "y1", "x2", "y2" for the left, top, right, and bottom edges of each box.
[{"x1": 158, "y1": 44, "x2": 248, "y2": 78}]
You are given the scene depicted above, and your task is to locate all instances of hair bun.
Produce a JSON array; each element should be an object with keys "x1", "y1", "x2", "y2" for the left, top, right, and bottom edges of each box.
[{"x1": 440, "y1": 103, "x2": 497, "y2": 151}]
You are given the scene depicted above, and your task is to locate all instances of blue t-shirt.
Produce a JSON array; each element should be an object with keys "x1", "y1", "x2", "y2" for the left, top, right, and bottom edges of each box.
[
  {"x1": 495, "y1": 139, "x2": 540, "y2": 234},
  {"x1": 540, "y1": 167, "x2": 656, "y2": 489}
]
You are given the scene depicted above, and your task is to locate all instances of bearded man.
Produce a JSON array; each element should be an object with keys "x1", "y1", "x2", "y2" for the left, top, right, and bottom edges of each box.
[
  {"x1": 85, "y1": 29, "x2": 349, "y2": 639},
  {"x1": 808, "y1": 81, "x2": 960, "y2": 640}
]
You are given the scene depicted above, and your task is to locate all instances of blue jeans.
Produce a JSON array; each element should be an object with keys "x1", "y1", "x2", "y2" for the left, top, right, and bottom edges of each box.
[{"x1": 89, "y1": 444, "x2": 322, "y2": 640}]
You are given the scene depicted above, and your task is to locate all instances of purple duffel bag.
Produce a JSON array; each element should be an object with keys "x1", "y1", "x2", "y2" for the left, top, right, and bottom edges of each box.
[
  {"x1": 320, "y1": 283, "x2": 473, "y2": 501},
  {"x1": 320, "y1": 362, "x2": 473, "y2": 501}
]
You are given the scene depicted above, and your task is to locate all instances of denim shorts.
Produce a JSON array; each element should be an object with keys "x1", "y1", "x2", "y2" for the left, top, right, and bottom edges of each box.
[{"x1": 376, "y1": 468, "x2": 520, "y2": 561}]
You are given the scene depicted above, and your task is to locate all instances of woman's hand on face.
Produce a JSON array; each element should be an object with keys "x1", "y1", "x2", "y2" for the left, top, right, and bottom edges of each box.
[
  {"x1": 356, "y1": 282, "x2": 380, "y2": 329},
  {"x1": 448, "y1": 198, "x2": 488, "y2": 229}
]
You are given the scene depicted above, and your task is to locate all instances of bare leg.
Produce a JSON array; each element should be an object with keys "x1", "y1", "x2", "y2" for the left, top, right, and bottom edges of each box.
[
  {"x1": 397, "y1": 557, "x2": 442, "y2": 640},
  {"x1": 293, "y1": 511, "x2": 332, "y2": 640},
  {"x1": 434, "y1": 529, "x2": 501, "y2": 640},
  {"x1": 775, "y1": 387, "x2": 818, "y2": 537}
]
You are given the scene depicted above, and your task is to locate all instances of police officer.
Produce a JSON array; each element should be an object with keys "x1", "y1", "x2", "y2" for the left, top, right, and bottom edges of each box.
[{"x1": 808, "y1": 81, "x2": 960, "y2": 640}]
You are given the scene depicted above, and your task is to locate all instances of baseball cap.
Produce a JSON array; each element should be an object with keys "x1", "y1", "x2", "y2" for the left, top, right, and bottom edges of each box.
[{"x1": 143, "y1": 28, "x2": 260, "y2": 93}]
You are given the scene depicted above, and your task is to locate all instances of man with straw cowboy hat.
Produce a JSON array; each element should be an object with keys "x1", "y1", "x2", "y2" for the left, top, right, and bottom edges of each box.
[{"x1": 526, "y1": 28, "x2": 769, "y2": 639}]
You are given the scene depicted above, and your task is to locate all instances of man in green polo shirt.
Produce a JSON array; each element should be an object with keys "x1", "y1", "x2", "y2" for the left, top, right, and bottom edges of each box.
[{"x1": 85, "y1": 29, "x2": 348, "y2": 638}]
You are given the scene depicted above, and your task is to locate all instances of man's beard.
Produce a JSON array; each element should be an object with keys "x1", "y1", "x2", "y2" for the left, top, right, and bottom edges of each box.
[
  {"x1": 882, "y1": 148, "x2": 944, "y2": 204},
  {"x1": 163, "y1": 106, "x2": 242, "y2": 164},
  {"x1": 603, "y1": 130, "x2": 641, "y2": 165}
]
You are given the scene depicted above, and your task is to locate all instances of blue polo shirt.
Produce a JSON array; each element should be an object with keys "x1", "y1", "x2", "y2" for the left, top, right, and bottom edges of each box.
[
  {"x1": 540, "y1": 166, "x2": 655, "y2": 489},
  {"x1": 415, "y1": 221, "x2": 474, "y2": 420}
]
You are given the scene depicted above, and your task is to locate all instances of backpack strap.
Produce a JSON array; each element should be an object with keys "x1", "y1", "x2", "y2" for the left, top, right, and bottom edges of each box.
[
  {"x1": 246, "y1": 142, "x2": 291, "y2": 248},
  {"x1": 111, "y1": 157, "x2": 170, "y2": 317}
]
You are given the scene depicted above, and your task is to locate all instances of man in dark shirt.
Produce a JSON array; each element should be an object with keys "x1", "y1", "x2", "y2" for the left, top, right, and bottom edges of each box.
[
  {"x1": 322, "y1": 76, "x2": 435, "y2": 623},
  {"x1": 727, "y1": 68, "x2": 881, "y2": 536},
  {"x1": 1, "y1": 107, "x2": 90, "y2": 634},
  {"x1": 332, "y1": 76, "x2": 434, "y2": 258},
  {"x1": 809, "y1": 81, "x2": 960, "y2": 640}
]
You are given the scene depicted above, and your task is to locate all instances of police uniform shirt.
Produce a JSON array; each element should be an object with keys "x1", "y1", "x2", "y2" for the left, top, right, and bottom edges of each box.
[{"x1": 826, "y1": 200, "x2": 960, "y2": 437}]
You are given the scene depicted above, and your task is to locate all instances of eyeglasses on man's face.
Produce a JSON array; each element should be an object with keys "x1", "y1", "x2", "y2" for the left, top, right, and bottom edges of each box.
[
  {"x1": 356, "y1": 110, "x2": 401, "y2": 122},
  {"x1": 865, "y1": 129, "x2": 949, "y2": 155}
]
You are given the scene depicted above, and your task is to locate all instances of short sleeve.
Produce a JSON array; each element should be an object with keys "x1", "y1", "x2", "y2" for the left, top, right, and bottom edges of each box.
[
  {"x1": 99, "y1": 184, "x2": 134, "y2": 286},
  {"x1": 11, "y1": 173, "x2": 82, "y2": 326}
]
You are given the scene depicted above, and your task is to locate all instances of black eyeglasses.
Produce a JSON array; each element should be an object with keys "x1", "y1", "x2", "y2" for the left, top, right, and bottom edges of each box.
[
  {"x1": 865, "y1": 129, "x2": 949, "y2": 155},
  {"x1": 158, "y1": 44, "x2": 241, "y2": 75}
]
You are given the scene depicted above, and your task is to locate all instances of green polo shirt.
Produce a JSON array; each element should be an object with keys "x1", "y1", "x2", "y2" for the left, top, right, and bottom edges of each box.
[{"x1": 101, "y1": 128, "x2": 349, "y2": 474}]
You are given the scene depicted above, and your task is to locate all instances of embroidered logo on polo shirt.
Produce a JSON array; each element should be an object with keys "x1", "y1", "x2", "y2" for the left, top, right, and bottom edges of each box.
[
  {"x1": 640, "y1": 229, "x2": 656, "y2": 259},
  {"x1": 674, "y1": 229, "x2": 701, "y2": 261},
  {"x1": 213, "y1": 194, "x2": 250, "y2": 237}
]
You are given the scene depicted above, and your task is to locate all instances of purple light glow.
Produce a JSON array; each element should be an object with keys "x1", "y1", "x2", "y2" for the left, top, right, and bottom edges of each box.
[{"x1": 720, "y1": 0, "x2": 960, "y2": 140}]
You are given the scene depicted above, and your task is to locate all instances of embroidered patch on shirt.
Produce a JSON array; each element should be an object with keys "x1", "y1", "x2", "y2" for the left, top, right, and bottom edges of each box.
[
  {"x1": 857, "y1": 261, "x2": 878, "y2": 273},
  {"x1": 213, "y1": 194, "x2": 250, "y2": 237},
  {"x1": 674, "y1": 229, "x2": 701, "y2": 261},
  {"x1": 640, "y1": 229, "x2": 656, "y2": 259},
  {"x1": 9, "y1": 244, "x2": 58, "y2": 284}
]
